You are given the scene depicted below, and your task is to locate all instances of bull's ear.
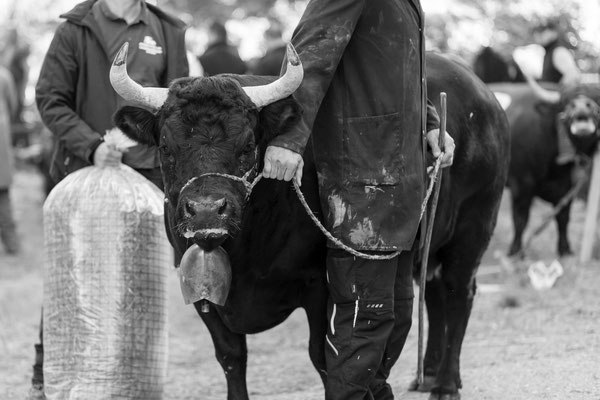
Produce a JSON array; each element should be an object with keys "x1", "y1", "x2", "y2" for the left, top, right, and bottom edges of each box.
[
  {"x1": 113, "y1": 106, "x2": 159, "y2": 146},
  {"x1": 258, "y1": 97, "x2": 303, "y2": 143}
]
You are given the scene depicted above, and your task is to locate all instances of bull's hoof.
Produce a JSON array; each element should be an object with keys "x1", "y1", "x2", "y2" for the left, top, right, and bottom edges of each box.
[
  {"x1": 507, "y1": 244, "x2": 524, "y2": 259},
  {"x1": 558, "y1": 245, "x2": 573, "y2": 257},
  {"x1": 407, "y1": 375, "x2": 436, "y2": 392},
  {"x1": 428, "y1": 393, "x2": 460, "y2": 400}
]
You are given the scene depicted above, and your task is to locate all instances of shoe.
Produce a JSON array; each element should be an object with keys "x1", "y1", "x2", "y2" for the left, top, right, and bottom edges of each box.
[{"x1": 25, "y1": 384, "x2": 45, "y2": 400}]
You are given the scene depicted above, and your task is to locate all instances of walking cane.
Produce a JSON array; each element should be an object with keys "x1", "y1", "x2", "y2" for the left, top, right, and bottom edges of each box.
[{"x1": 417, "y1": 92, "x2": 447, "y2": 386}]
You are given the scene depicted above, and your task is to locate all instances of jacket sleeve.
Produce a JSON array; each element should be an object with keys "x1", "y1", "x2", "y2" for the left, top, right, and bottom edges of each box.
[
  {"x1": 35, "y1": 22, "x2": 103, "y2": 163},
  {"x1": 425, "y1": 98, "x2": 440, "y2": 133},
  {"x1": 268, "y1": 0, "x2": 366, "y2": 154},
  {"x1": 165, "y1": 26, "x2": 189, "y2": 82}
]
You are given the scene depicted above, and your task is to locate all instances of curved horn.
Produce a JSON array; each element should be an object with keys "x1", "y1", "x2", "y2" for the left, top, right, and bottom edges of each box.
[
  {"x1": 522, "y1": 70, "x2": 560, "y2": 104},
  {"x1": 110, "y1": 42, "x2": 169, "y2": 111},
  {"x1": 242, "y1": 43, "x2": 304, "y2": 108}
]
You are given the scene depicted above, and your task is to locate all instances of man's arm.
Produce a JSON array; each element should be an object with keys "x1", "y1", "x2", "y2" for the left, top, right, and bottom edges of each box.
[
  {"x1": 425, "y1": 98, "x2": 454, "y2": 168},
  {"x1": 553, "y1": 46, "x2": 581, "y2": 86},
  {"x1": 263, "y1": 0, "x2": 366, "y2": 184},
  {"x1": 35, "y1": 23, "x2": 104, "y2": 164}
]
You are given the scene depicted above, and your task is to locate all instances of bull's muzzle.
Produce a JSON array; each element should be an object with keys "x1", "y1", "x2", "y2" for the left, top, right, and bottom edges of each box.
[{"x1": 180, "y1": 196, "x2": 232, "y2": 250}]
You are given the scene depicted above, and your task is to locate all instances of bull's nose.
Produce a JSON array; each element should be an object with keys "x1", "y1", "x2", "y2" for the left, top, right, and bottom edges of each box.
[{"x1": 184, "y1": 197, "x2": 228, "y2": 217}]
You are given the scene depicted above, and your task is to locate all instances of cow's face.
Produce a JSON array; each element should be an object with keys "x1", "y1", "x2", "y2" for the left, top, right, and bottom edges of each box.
[
  {"x1": 162, "y1": 77, "x2": 260, "y2": 250},
  {"x1": 111, "y1": 43, "x2": 303, "y2": 251},
  {"x1": 560, "y1": 95, "x2": 600, "y2": 154}
]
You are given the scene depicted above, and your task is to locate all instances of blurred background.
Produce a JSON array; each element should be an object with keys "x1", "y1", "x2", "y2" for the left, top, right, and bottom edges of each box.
[
  {"x1": 1, "y1": 0, "x2": 600, "y2": 126},
  {"x1": 2, "y1": 0, "x2": 599, "y2": 182}
]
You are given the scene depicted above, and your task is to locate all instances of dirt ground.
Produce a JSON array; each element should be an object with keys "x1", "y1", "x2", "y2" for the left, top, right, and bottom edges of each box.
[{"x1": 1, "y1": 167, "x2": 599, "y2": 400}]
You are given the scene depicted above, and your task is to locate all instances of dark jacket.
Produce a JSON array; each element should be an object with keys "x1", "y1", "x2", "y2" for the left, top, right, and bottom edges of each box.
[
  {"x1": 269, "y1": 0, "x2": 439, "y2": 251},
  {"x1": 36, "y1": 0, "x2": 189, "y2": 183},
  {"x1": 542, "y1": 39, "x2": 565, "y2": 83},
  {"x1": 198, "y1": 42, "x2": 247, "y2": 76}
]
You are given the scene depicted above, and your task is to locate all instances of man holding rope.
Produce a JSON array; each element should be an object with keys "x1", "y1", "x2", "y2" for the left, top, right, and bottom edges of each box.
[{"x1": 260, "y1": 0, "x2": 454, "y2": 399}]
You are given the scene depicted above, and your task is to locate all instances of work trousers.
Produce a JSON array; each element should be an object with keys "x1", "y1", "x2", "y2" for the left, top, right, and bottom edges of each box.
[{"x1": 325, "y1": 247, "x2": 415, "y2": 400}]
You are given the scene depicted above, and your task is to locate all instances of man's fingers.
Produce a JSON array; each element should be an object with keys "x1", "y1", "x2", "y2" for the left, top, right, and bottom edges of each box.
[
  {"x1": 294, "y1": 160, "x2": 303, "y2": 187},
  {"x1": 283, "y1": 165, "x2": 295, "y2": 182},
  {"x1": 262, "y1": 158, "x2": 272, "y2": 178},
  {"x1": 427, "y1": 135, "x2": 441, "y2": 157},
  {"x1": 267, "y1": 160, "x2": 282, "y2": 180}
]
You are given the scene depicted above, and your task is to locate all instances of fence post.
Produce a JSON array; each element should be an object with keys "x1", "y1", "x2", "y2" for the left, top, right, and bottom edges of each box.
[{"x1": 579, "y1": 148, "x2": 600, "y2": 263}]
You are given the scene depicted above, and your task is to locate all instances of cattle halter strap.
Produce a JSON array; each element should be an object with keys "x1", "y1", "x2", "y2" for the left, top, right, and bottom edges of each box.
[
  {"x1": 290, "y1": 155, "x2": 444, "y2": 261},
  {"x1": 192, "y1": 154, "x2": 444, "y2": 261},
  {"x1": 195, "y1": 167, "x2": 262, "y2": 200}
]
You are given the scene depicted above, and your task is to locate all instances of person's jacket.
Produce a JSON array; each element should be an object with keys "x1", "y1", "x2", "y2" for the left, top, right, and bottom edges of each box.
[
  {"x1": 198, "y1": 41, "x2": 247, "y2": 76},
  {"x1": 36, "y1": 0, "x2": 189, "y2": 183},
  {"x1": 541, "y1": 39, "x2": 565, "y2": 83},
  {"x1": 269, "y1": 0, "x2": 439, "y2": 251}
]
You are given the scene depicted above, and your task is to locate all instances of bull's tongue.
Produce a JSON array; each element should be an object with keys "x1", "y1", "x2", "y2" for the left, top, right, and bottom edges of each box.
[
  {"x1": 178, "y1": 244, "x2": 232, "y2": 307},
  {"x1": 570, "y1": 120, "x2": 596, "y2": 136}
]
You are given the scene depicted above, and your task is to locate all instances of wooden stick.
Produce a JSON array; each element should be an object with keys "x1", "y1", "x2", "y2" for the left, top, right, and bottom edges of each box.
[
  {"x1": 579, "y1": 148, "x2": 600, "y2": 263},
  {"x1": 418, "y1": 92, "x2": 447, "y2": 385}
]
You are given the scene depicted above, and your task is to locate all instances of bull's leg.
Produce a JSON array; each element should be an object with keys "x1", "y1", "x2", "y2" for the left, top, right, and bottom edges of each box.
[
  {"x1": 554, "y1": 203, "x2": 573, "y2": 256},
  {"x1": 407, "y1": 275, "x2": 446, "y2": 393},
  {"x1": 508, "y1": 187, "x2": 534, "y2": 257},
  {"x1": 194, "y1": 302, "x2": 249, "y2": 400},
  {"x1": 429, "y1": 264, "x2": 475, "y2": 400},
  {"x1": 429, "y1": 194, "x2": 499, "y2": 400},
  {"x1": 303, "y1": 276, "x2": 328, "y2": 387}
]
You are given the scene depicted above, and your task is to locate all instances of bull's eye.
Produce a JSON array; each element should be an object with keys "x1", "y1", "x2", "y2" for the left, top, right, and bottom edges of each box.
[{"x1": 159, "y1": 145, "x2": 171, "y2": 155}]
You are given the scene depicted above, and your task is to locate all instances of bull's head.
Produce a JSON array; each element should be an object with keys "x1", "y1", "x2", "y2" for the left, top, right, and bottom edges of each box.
[
  {"x1": 558, "y1": 94, "x2": 600, "y2": 154},
  {"x1": 525, "y1": 77, "x2": 600, "y2": 155},
  {"x1": 110, "y1": 43, "x2": 303, "y2": 252}
]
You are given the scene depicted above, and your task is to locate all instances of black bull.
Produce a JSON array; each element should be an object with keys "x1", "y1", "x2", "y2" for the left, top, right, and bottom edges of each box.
[
  {"x1": 114, "y1": 52, "x2": 509, "y2": 400},
  {"x1": 489, "y1": 82, "x2": 600, "y2": 256}
]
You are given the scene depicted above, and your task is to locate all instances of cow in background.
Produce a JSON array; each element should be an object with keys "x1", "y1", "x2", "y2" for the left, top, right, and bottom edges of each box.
[
  {"x1": 473, "y1": 46, "x2": 526, "y2": 84},
  {"x1": 111, "y1": 44, "x2": 509, "y2": 400},
  {"x1": 491, "y1": 79, "x2": 600, "y2": 256}
]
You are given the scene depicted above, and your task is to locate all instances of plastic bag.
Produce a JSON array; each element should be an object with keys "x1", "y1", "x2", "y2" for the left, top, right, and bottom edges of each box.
[{"x1": 43, "y1": 131, "x2": 171, "y2": 400}]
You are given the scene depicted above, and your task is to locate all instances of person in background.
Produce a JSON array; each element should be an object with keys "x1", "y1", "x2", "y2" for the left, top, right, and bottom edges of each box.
[
  {"x1": 260, "y1": 0, "x2": 454, "y2": 398},
  {"x1": 26, "y1": 0, "x2": 189, "y2": 398},
  {"x1": 249, "y1": 23, "x2": 287, "y2": 76},
  {"x1": 0, "y1": 59, "x2": 20, "y2": 255},
  {"x1": 198, "y1": 20, "x2": 246, "y2": 76},
  {"x1": 532, "y1": 18, "x2": 582, "y2": 164},
  {"x1": 0, "y1": 27, "x2": 30, "y2": 124}
]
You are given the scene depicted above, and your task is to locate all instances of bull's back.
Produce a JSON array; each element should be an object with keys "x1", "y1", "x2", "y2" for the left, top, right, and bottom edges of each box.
[{"x1": 426, "y1": 52, "x2": 510, "y2": 197}]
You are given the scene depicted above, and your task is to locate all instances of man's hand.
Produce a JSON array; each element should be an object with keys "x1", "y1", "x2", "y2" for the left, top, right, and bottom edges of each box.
[
  {"x1": 426, "y1": 129, "x2": 455, "y2": 168},
  {"x1": 93, "y1": 142, "x2": 123, "y2": 167},
  {"x1": 262, "y1": 145, "x2": 304, "y2": 186}
]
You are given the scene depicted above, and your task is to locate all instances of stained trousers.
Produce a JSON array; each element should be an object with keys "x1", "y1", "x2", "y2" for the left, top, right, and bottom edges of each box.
[{"x1": 324, "y1": 247, "x2": 415, "y2": 400}]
